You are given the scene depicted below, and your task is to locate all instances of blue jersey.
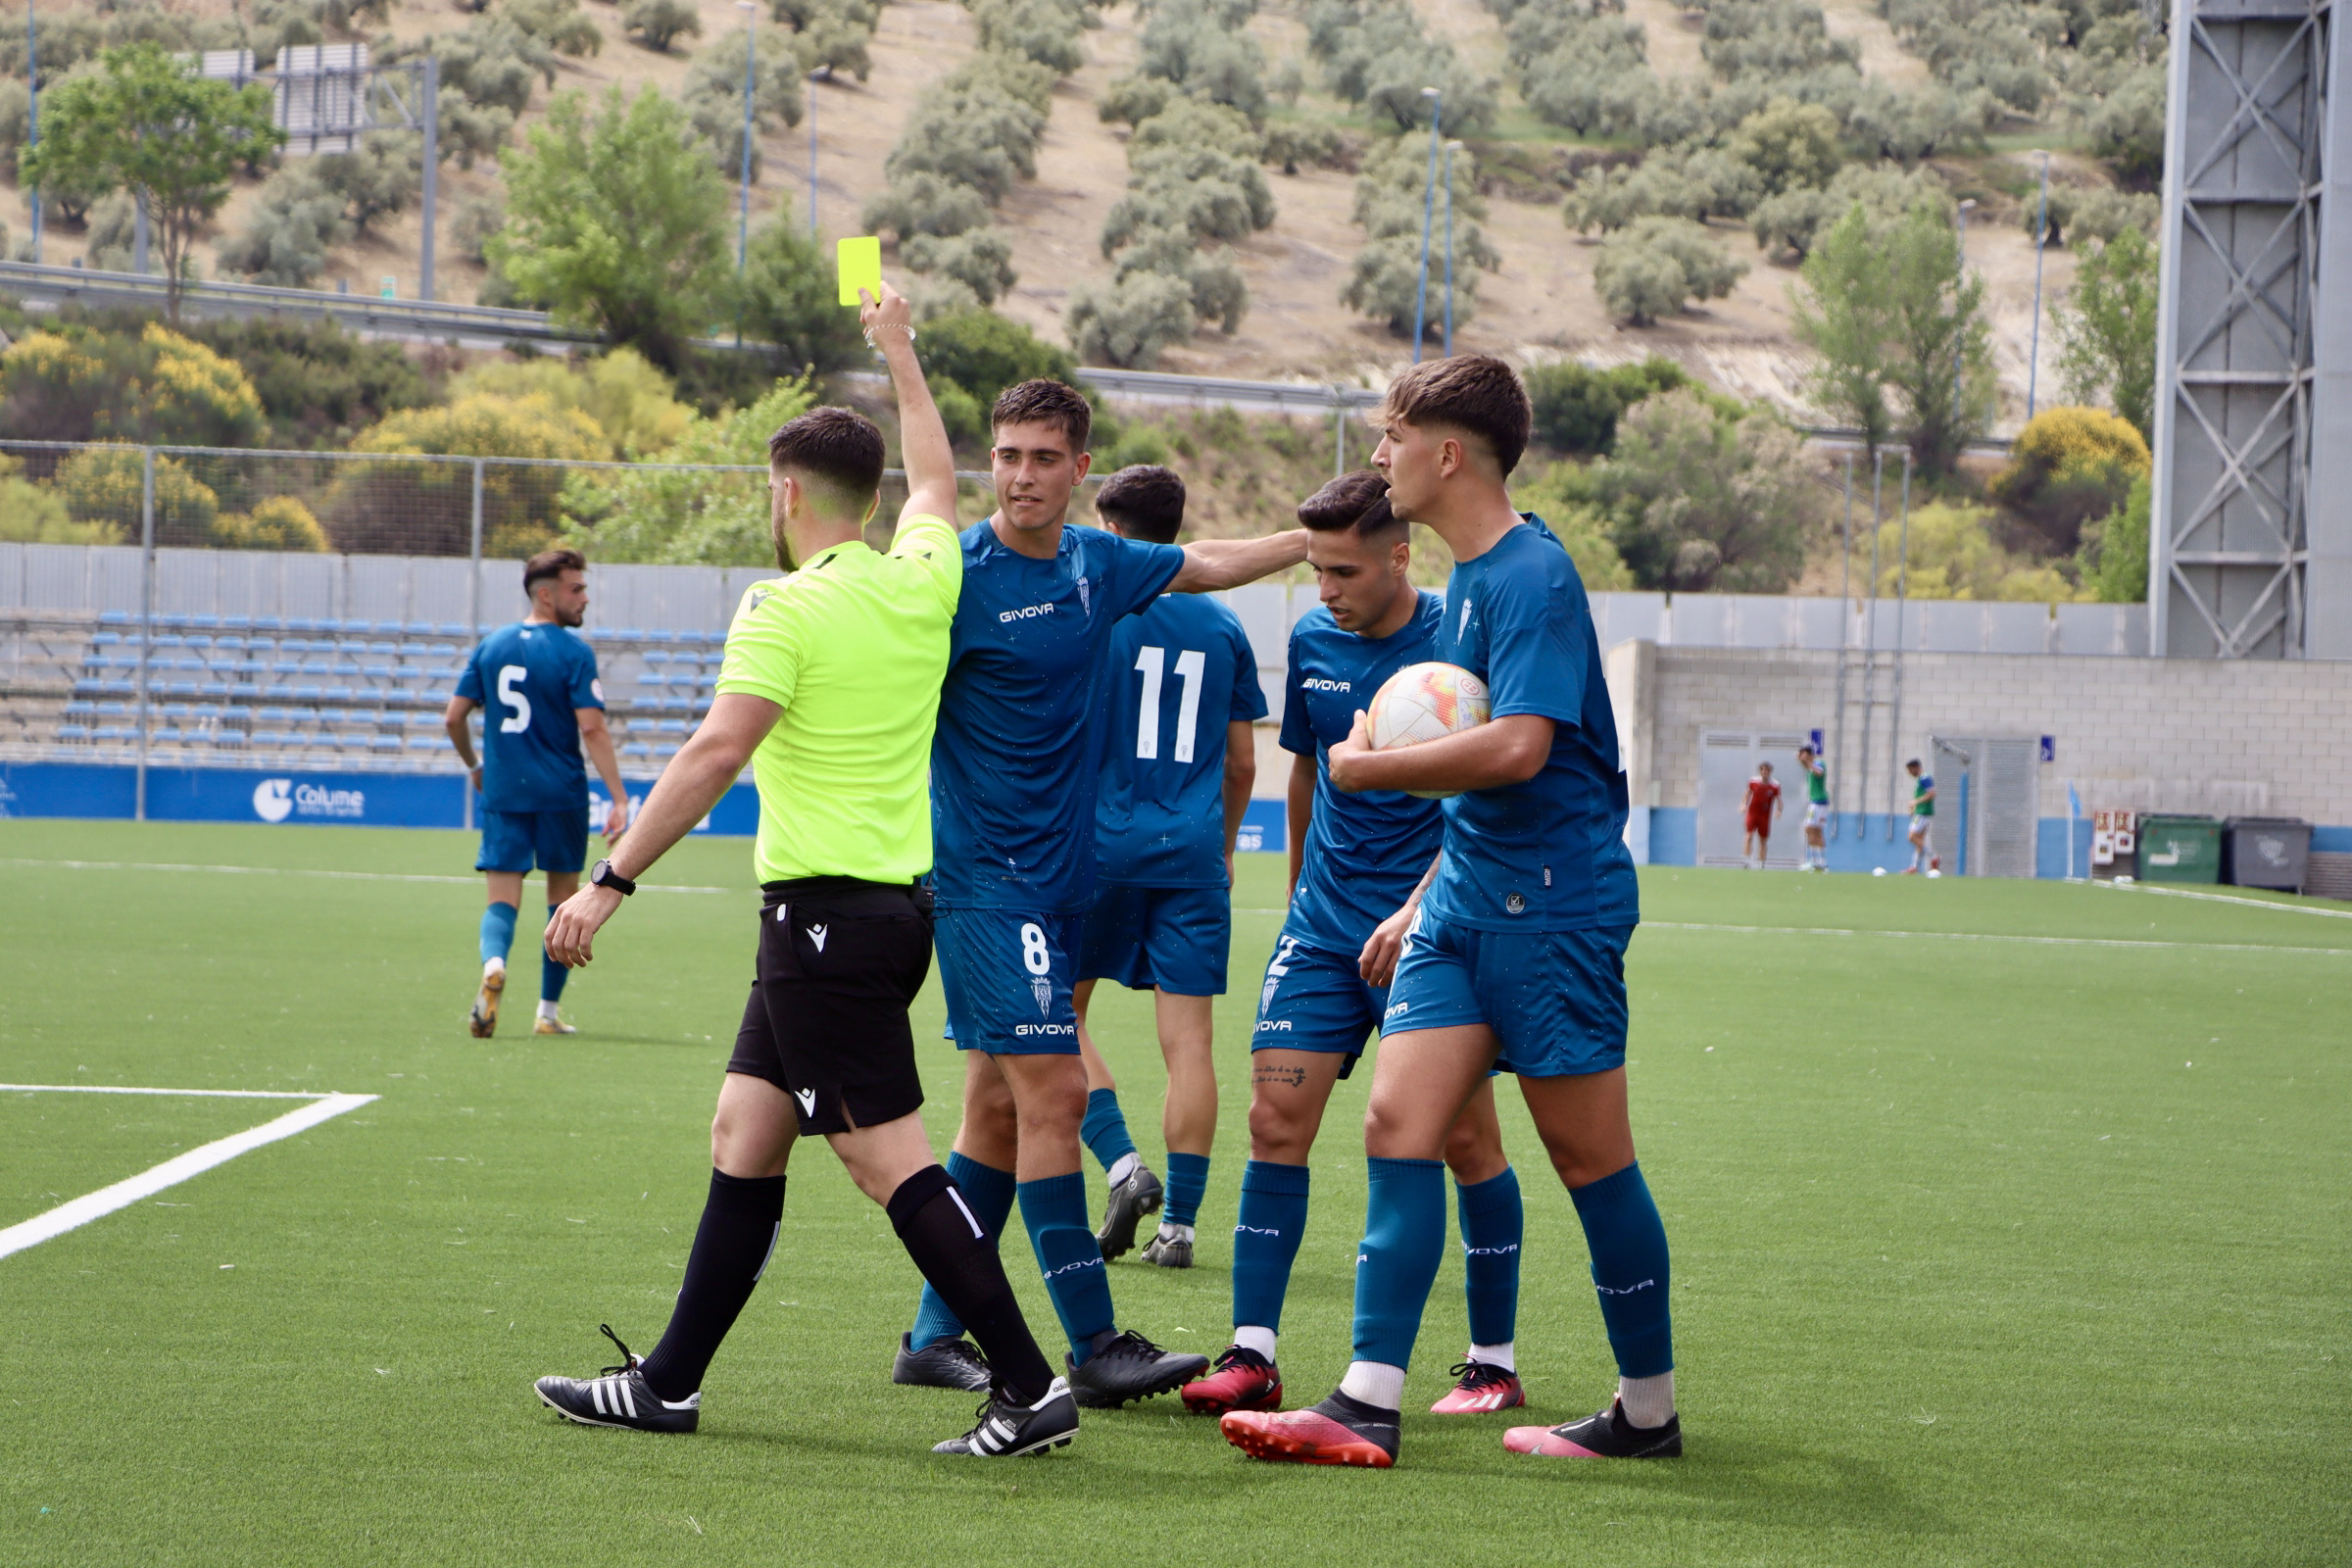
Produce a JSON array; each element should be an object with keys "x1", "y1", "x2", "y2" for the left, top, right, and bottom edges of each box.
[
  {"x1": 455, "y1": 621, "x2": 604, "y2": 813},
  {"x1": 1426, "y1": 516, "x2": 1637, "y2": 934},
  {"x1": 931, "y1": 520, "x2": 1187, "y2": 911},
  {"x1": 1094, "y1": 593, "x2": 1268, "y2": 887},
  {"x1": 1280, "y1": 594, "x2": 1446, "y2": 953}
]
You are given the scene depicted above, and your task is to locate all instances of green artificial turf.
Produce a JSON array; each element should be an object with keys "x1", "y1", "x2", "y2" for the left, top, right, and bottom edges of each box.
[{"x1": 1, "y1": 820, "x2": 2346, "y2": 1566}]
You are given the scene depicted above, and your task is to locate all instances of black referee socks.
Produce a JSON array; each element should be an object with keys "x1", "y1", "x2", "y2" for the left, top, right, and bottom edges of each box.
[
  {"x1": 637, "y1": 1170, "x2": 786, "y2": 1402},
  {"x1": 888, "y1": 1164, "x2": 1056, "y2": 1406}
]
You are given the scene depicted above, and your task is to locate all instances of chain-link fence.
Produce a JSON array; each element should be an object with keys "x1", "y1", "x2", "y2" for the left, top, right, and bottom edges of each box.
[{"x1": 0, "y1": 437, "x2": 1030, "y2": 810}]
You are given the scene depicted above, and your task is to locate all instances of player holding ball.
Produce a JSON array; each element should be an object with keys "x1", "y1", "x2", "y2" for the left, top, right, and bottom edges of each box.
[{"x1": 1220, "y1": 355, "x2": 1679, "y2": 1470}]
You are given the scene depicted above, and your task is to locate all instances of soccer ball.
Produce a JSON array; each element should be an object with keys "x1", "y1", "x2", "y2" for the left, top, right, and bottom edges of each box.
[
  {"x1": 1367, "y1": 661, "x2": 1491, "y2": 800},
  {"x1": 1872, "y1": 866, "x2": 1887, "y2": 877}
]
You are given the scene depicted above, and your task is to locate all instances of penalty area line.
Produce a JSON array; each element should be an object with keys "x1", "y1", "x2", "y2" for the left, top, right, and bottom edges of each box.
[
  {"x1": 0, "y1": 1090, "x2": 377, "y2": 1262},
  {"x1": 0, "y1": 858, "x2": 731, "y2": 895}
]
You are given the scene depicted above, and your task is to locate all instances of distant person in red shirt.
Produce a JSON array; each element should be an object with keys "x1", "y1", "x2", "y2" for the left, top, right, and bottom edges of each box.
[{"x1": 1742, "y1": 761, "x2": 1783, "y2": 869}]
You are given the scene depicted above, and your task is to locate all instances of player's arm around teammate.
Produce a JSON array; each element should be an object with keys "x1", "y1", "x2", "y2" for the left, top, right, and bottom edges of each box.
[{"x1": 529, "y1": 283, "x2": 1079, "y2": 1458}]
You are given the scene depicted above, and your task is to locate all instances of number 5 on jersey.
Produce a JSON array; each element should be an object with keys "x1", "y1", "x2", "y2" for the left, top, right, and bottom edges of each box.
[
  {"x1": 1133, "y1": 645, "x2": 1205, "y2": 762},
  {"x1": 496, "y1": 664, "x2": 532, "y2": 733}
]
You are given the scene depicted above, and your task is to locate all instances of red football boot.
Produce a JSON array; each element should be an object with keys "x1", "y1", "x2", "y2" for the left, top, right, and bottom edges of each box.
[
  {"x1": 1429, "y1": 1359, "x2": 1525, "y2": 1414},
  {"x1": 1504, "y1": 1397, "x2": 1683, "y2": 1459},
  {"x1": 1220, "y1": 1391, "x2": 1398, "y2": 1467},
  {"x1": 1182, "y1": 1345, "x2": 1283, "y2": 1414}
]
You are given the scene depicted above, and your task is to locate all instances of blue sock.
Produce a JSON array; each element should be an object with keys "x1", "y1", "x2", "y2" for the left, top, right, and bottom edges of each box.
[
  {"x1": 1569, "y1": 1161, "x2": 1674, "y2": 1378},
  {"x1": 541, "y1": 906, "x2": 568, "y2": 1004},
  {"x1": 479, "y1": 901, "x2": 516, "y2": 966},
  {"x1": 1017, "y1": 1172, "x2": 1115, "y2": 1363},
  {"x1": 1456, "y1": 1166, "x2": 1523, "y2": 1349},
  {"x1": 1163, "y1": 1151, "x2": 1209, "y2": 1229},
  {"x1": 1080, "y1": 1089, "x2": 1137, "y2": 1174},
  {"x1": 909, "y1": 1152, "x2": 1014, "y2": 1348},
  {"x1": 1231, "y1": 1160, "x2": 1309, "y2": 1335},
  {"x1": 1349, "y1": 1156, "x2": 1446, "y2": 1371}
]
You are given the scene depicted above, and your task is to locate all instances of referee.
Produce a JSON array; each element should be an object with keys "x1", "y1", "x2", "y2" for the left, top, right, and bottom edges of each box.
[{"x1": 530, "y1": 283, "x2": 1077, "y2": 1457}]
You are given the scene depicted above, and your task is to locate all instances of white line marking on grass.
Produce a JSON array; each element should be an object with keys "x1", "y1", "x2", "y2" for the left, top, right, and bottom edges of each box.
[
  {"x1": 0, "y1": 1083, "x2": 329, "y2": 1100},
  {"x1": 0, "y1": 858, "x2": 731, "y2": 895},
  {"x1": 0, "y1": 1090, "x2": 377, "y2": 1261},
  {"x1": 2114, "y1": 883, "x2": 2352, "y2": 920},
  {"x1": 1642, "y1": 921, "x2": 2352, "y2": 957}
]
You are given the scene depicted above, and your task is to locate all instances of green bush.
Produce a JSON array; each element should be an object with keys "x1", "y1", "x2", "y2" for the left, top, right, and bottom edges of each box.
[
  {"x1": 919, "y1": 308, "x2": 1081, "y2": 405},
  {"x1": 1589, "y1": 388, "x2": 1815, "y2": 592},
  {"x1": 188, "y1": 318, "x2": 434, "y2": 445},
  {"x1": 972, "y1": 0, "x2": 1089, "y2": 74},
  {"x1": 1101, "y1": 145, "x2": 1278, "y2": 253},
  {"x1": 1137, "y1": 0, "x2": 1268, "y2": 115},
  {"x1": 333, "y1": 391, "x2": 608, "y2": 556},
  {"x1": 0, "y1": 459, "x2": 118, "y2": 543},
  {"x1": 2076, "y1": 472, "x2": 2148, "y2": 602},
  {"x1": 684, "y1": 25, "x2": 807, "y2": 126},
  {"x1": 623, "y1": 0, "x2": 701, "y2": 50},
  {"x1": 724, "y1": 220, "x2": 871, "y2": 376},
  {"x1": 1593, "y1": 217, "x2": 1745, "y2": 325},
  {"x1": 56, "y1": 446, "x2": 220, "y2": 547},
  {"x1": 1097, "y1": 73, "x2": 1175, "y2": 125},
  {"x1": 212, "y1": 494, "x2": 329, "y2": 552},
  {"x1": 1067, "y1": 270, "x2": 1197, "y2": 368},
  {"x1": 882, "y1": 56, "x2": 1051, "y2": 203},
  {"x1": 1261, "y1": 122, "x2": 1345, "y2": 174},
  {"x1": 862, "y1": 172, "x2": 995, "y2": 241},
  {"x1": 500, "y1": 0, "x2": 603, "y2": 55},
  {"x1": 314, "y1": 131, "x2": 419, "y2": 237},
  {"x1": 902, "y1": 228, "x2": 1019, "y2": 307},
  {"x1": 0, "y1": 322, "x2": 266, "y2": 446},
  {"x1": 1525, "y1": 356, "x2": 1690, "y2": 456},
  {"x1": 1750, "y1": 160, "x2": 1946, "y2": 260},
  {"x1": 557, "y1": 380, "x2": 814, "y2": 564}
]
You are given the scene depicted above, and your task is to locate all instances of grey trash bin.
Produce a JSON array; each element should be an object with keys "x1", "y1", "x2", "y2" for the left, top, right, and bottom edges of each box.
[{"x1": 2223, "y1": 817, "x2": 2311, "y2": 893}]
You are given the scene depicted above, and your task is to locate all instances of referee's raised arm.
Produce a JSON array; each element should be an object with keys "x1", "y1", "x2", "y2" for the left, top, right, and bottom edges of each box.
[{"x1": 862, "y1": 282, "x2": 957, "y2": 533}]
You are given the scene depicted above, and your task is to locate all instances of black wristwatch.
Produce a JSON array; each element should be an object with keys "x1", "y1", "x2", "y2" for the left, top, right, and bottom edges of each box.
[{"x1": 589, "y1": 858, "x2": 636, "y2": 896}]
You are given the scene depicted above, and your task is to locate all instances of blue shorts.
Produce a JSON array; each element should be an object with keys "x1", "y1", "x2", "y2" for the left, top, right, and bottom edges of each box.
[
  {"x1": 935, "y1": 907, "x2": 1081, "y2": 1055},
  {"x1": 1250, "y1": 933, "x2": 1384, "y2": 1077},
  {"x1": 476, "y1": 806, "x2": 590, "y2": 875},
  {"x1": 1077, "y1": 883, "x2": 1231, "y2": 996},
  {"x1": 1383, "y1": 910, "x2": 1633, "y2": 1079}
]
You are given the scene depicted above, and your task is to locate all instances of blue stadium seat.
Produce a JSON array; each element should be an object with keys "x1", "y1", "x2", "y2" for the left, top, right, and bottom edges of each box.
[
  {"x1": 190, "y1": 614, "x2": 220, "y2": 630},
  {"x1": 654, "y1": 744, "x2": 679, "y2": 760},
  {"x1": 92, "y1": 631, "x2": 121, "y2": 647},
  {"x1": 251, "y1": 616, "x2": 283, "y2": 632},
  {"x1": 214, "y1": 731, "x2": 246, "y2": 748},
  {"x1": 657, "y1": 719, "x2": 687, "y2": 735},
  {"x1": 157, "y1": 614, "x2": 190, "y2": 630},
  {"x1": 220, "y1": 615, "x2": 253, "y2": 632},
  {"x1": 94, "y1": 725, "x2": 129, "y2": 741},
  {"x1": 643, "y1": 650, "x2": 670, "y2": 665},
  {"x1": 166, "y1": 681, "x2": 198, "y2": 698},
  {"x1": 57, "y1": 723, "x2": 88, "y2": 742},
  {"x1": 96, "y1": 702, "x2": 127, "y2": 717},
  {"x1": 99, "y1": 611, "x2": 130, "y2": 626},
  {"x1": 154, "y1": 634, "x2": 185, "y2": 650},
  {"x1": 64, "y1": 701, "x2": 95, "y2": 716},
  {"x1": 155, "y1": 726, "x2": 185, "y2": 743},
  {"x1": 621, "y1": 742, "x2": 652, "y2": 760},
  {"x1": 325, "y1": 686, "x2": 356, "y2": 701},
  {"x1": 364, "y1": 663, "x2": 395, "y2": 679},
  {"x1": 436, "y1": 622, "x2": 469, "y2": 638},
  {"x1": 370, "y1": 735, "x2": 402, "y2": 753}
]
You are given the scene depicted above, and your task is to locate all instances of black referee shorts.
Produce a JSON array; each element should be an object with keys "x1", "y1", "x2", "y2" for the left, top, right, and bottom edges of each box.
[{"x1": 726, "y1": 876, "x2": 934, "y2": 1137}]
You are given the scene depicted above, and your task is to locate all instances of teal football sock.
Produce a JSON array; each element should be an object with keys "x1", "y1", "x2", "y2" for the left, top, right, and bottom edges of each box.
[
  {"x1": 1349, "y1": 1156, "x2": 1446, "y2": 1371},
  {"x1": 1080, "y1": 1089, "x2": 1138, "y2": 1174},
  {"x1": 540, "y1": 906, "x2": 568, "y2": 1004},
  {"x1": 910, "y1": 1152, "x2": 1013, "y2": 1348},
  {"x1": 479, "y1": 901, "x2": 517, "y2": 966},
  {"x1": 1018, "y1": 1172, "x2": 1115, "y2": 1362},
  {"x1": 1163, "y1": 1151, "x2": 1209, "y2": 1229},
  {"x1": 1231, "y1": 1159, "x2": 1310, "y2": 1338},
  {"x1": 1569, "y1": 1161, "x2": 1674, "y2": 1379},
  {"x1": 1456, "y1": 1166, "x2": 1523, "y2": 1350}
]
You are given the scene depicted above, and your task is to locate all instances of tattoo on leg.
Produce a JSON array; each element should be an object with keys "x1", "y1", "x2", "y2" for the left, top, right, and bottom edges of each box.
[{"x1": 1252, "y1": 1062, "x2": 1307, "y2": 1090}]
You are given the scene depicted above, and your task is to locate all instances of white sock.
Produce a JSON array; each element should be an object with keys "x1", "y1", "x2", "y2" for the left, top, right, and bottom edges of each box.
[
  {"x1": 484, "y1": 956, "x2": 505, "y2": 978},
  {"x1": 1468, "y1": 1342, "x2": 1515, "y2": 1373},
  {"x1": 1339, "y1": 1360, "x2": 1405, "y2": 1411},
  {"x1": 1106, "y1": 1152, "x2": 1140, "y2": 1187},
  {"x1": 1619, "y1": 1370, "x2": 1675, "y2": 1429},
  {"x1": 537, "y1": 1000, "x2": 561, "y2": 1022},
  {"x1": 1157, "y1": 1221, "x2": 1195, "y2": 1244},
  {"x1": 1234, "y1": 1325, "x2": 1278, "y2": 1360}
]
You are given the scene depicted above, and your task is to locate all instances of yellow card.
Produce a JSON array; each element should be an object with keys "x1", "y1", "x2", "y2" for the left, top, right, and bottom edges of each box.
[{"x1": 837, "y1": 236, "x2": 882, "y2": 308}]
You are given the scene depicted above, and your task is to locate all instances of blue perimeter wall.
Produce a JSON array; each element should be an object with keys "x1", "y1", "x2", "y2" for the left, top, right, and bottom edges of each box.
[
  {"x1": 1, "y1": 763, "x2": 2335, "y2": 882},
  {"x1": 0, "y1": 761, "x2": 1295, "y2": 852}
]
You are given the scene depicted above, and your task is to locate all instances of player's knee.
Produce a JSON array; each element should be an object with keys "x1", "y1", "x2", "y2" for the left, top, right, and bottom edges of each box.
[
  {"x1": 1248, "y1": 1094, "x2": 1311, "y2": 1161},
  {"x1": 1443, "y1": 1117, "x2": 1505, "y2": 1181}
]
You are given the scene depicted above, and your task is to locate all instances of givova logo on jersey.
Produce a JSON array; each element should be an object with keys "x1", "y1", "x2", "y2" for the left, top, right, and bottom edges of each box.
[{"x1": 252, "y1": 777, "x2": 366, "y2": 822}]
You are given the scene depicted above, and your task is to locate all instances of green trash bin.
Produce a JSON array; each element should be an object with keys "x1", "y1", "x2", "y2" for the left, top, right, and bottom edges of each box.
[{"x1": 2137, "y1": 815, "x2": 2222, "y2": 883}]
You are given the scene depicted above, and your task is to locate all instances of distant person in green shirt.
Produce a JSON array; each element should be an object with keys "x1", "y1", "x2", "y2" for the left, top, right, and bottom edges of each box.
[
  {"x1": 1903, "y1": 758, "x2": 1938, "y2": 876},
  {"x1": 529, "y1": 281, "x2": 1078, "y2": 1459},
  {"x1": 1796, "y1": 744, "x2": 1829, "y2": 871}
]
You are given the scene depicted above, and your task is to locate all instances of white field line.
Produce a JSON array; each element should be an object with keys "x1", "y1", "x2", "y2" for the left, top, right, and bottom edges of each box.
[
  {"x1": 2112, "y1": 882, "x2": 2352, "y2": 920},
  {"x1": 0, "y1": 858, "x2": 731, "y2": 895},
  {"x1": 1642, "y1": 921, "x2": 2351, "y2": 956},
  {"x1": 0, "y1": 1090, "x2": 377, "y2": 1262},
  {"x1": 0, "y1": 1083, "x2": 327, "y2": 1100}
]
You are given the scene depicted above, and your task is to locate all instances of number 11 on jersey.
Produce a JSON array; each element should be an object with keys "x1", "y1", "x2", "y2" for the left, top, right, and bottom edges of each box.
[{"x1": 1133, "y1": 645, "x2": 1205, "y2": 763}]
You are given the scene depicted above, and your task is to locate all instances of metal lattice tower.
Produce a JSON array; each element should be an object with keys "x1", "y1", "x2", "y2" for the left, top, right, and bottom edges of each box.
[{"x1": 2150, "y1": 0, "x2": 2352, "y2": 658}]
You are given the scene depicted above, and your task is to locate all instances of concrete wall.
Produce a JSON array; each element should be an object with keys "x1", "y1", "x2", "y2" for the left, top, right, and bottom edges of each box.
[{"x1": 1603, "y1": 641, "x2": 2352, "y2": 867}]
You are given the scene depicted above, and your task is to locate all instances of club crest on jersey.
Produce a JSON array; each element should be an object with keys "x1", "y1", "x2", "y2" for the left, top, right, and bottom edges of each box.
[
  {"x1": 1077, "y1": 575, "x2": 1092, "y2": 616},
  {"x1": 1260, "y1": 973, "x2": 1280, "y2": 1012},
  {"x1": 1030, "y1": 975, "x2": 1053, "y2": 1015}
]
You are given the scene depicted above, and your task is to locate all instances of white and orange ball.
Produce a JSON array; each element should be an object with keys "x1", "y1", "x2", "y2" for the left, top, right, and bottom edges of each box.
[{"x1": 1365, "y1": 661, "x2": 1492, "y2": 800}]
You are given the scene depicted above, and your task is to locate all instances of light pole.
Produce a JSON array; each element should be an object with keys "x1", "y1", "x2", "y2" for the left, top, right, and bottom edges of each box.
[
  {"x1": 737, "y1": 0, "x2": 757, "y2": 273},
  {"x1": 1443, "y1": 138, "x2": 1462, "y2": 358},
  {"x1": 24, "y1": 5, "x2": 37, "y2": 262},
  {"x1": 2027, "y1": 149, "x2": 2050, "y2": 421},
  {"x1": 1411, "y1": 85, "x2": 1440, "y2": 364}
]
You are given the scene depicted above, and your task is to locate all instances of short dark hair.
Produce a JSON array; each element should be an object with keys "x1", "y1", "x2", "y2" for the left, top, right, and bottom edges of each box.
[
  {"x1": 991, "y1": 378, "x2": 1092, "y2": 454},
  {"x1": 523, "y1": 547, "x2": 586, "y2": 593},
  {"x1": 1095, "y1": 465, "x2": 1186, "y2": 543},
  {"x1": 767, "y1": 406, "x2": 886, "y2": 508},
  {"x1": 1296, "y1": 468, "x2": 1403, "y2": 541},
  {"x1": 1380, "y1": 354, "x2": 1533, "y2": 477}
]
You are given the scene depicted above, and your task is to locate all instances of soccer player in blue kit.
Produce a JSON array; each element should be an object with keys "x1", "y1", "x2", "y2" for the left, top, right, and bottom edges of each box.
[
  {"x1": 1223, "y1": 356, "x2": 1680, "y2": 1468},
  {"x1": 444, "y1": 548, "x2": 629, "y2": 1038},
  {"x1": 1180, "y1": 469, "x2": 1530, "y2": 1421},
  {"x1": 1068, "y1": 465, "x2": 1267, "y2": 1271},
  {"x1": 891, "y1": 378, "x2": 1310, "y2": 1410}
]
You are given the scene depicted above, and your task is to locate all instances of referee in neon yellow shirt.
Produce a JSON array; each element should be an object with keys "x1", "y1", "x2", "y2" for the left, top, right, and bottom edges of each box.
[{"x1": 530, "y1": 282, "x2": 1076, "y2": 1457}]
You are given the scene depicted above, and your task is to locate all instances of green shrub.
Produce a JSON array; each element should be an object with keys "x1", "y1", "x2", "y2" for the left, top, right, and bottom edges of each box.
[
  {"x1": 56, "y1": 446, "x2": 220, "y2": 547},
  {"x1": 1590, "y1": 388, "x2": 1815, "y2": 592},
  {"x1": 1525, "y1": 356, "x2": 1690, "y2": 456},
  {"x1": 1594, "y1": 217, "x2": 1744, "y2": 325},
  {"x1": 724, "y1": 220, "x2": 871, "y2": 376},
  {"x1": 557, "y1": 380, "x2": 815, "y2": 564},
  {"x1": 1068, "y1": 270, "x2": 1197, "y2": 368},
  {"x1": 0, "y1": 322, "x2": 266, "y2": 446},
  {"x1": 920, "y1": 309, "x2": 1080, "y2": 404},
  {"x1": 623, "y1": 0, "x2": 700, "y2": 50},
  {"x1": 902, "y1": 227, "x2": 1019, "y2": 307},
  {"x1": 212, "y1": 494, "x2": 329, "y2": 551},
  {"x1": 2076, "y1": 472, "x2": 2147, "y2": 603},
  {"x1": 862, "y1": 172, "x2": 994, "y2": 241}
]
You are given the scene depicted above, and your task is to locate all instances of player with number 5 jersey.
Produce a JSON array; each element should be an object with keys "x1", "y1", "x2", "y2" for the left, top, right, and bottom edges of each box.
[
  {"x1": 446, "y1": 549, "x2": 628, "y2": 1039},
  {"x1": 897, "y1": 376, "x2": 1310, "y2": 1414}
]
